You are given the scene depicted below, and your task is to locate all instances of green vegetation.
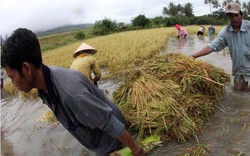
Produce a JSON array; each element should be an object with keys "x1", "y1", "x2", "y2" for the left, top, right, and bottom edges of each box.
[
  {"x1": 36, "y1": 0, "x2": 250, "y2": 53},
  {"x1": 132, "y1": 15, "x2": 151, "y2": 28},
  {"x1": 92, "y1": 18, "x2": 118, "y2": 35},
  {"x1": 38, "y1": 28, "x2": 94, "y2": 52},
  {"x1": 74, "y1": 31, "x2": 86, "y2": 40},
  {"x1": 164, "y1": 1, "x2": 250, "y2": 19}
]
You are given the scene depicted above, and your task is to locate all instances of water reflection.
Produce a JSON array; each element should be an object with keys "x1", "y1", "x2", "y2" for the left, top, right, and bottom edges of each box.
[
  {"x1": 208, "y1": 34, "x2": 216, "y2": 42},
  {"x1": 197, "y1": 35, "x2": 205, "y2": 43},
  {"x1": 165, "y1": 35, "x2": 231, "y2": 73},
  {"x1": 166, "y1": 35, "x2": 221, "y2": 54},
  {"x1": 177, "y1": 38, "x2": 187, "y2": 51}
]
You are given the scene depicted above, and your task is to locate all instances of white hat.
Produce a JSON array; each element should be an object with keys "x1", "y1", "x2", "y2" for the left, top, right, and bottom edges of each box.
[
  {"x1": 73, "y1": 43, "x2": 97, "y2": 58},
  {"x1": 225, "y1": 2, "x2": 241, "y2": 14}
]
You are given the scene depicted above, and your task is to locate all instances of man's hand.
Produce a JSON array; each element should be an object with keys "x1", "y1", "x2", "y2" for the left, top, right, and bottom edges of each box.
[
  {"x1": 189, "y1": 54, "x2": 196, "y2": 60},
  {"x1": 132, "y1": 148, "x2": 146, "y2": 156}
]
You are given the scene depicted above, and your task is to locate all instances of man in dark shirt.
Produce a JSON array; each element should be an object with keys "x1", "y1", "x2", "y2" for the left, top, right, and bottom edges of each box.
[{"x1": 1, "y1": 28, "x2": 145, "y2": 156}]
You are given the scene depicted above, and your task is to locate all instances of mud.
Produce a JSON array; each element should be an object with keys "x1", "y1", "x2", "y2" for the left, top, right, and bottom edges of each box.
[{"x1": 1, "y1": 35, "x2": 250, "y2": 156}]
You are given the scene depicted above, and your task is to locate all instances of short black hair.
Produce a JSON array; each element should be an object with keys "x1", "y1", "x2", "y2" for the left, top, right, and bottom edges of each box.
[{"x1": 1, "y1": 28, "x2": 42, "y2": 74}]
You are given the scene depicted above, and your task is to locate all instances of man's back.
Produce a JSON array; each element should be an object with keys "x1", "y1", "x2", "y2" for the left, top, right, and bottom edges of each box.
[{"x1": 39, "y1": 65, "x2": 125, "y2": 154}]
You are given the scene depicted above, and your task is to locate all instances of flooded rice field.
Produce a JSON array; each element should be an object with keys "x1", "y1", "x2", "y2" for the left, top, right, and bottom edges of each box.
[
  {"x1": 1, "y1": 35, "x2": 250, "y2": 156},
  {"x1": 152, "y1": 35, "x2": 250, "y2": 156}
]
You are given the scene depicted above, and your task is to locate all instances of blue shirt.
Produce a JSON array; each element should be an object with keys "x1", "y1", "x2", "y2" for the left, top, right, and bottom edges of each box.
[{"x1": 208, "y1": 20, "x2": 250, "y2": 82}]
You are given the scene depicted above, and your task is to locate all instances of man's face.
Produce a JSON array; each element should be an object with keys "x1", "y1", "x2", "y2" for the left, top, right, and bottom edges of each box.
[
  {"x1": 228, "y1": 13, "x2": 242, "y2": 28},
  {"x1": 5, "y1": 64, "x2": 34, "y2": 93}
]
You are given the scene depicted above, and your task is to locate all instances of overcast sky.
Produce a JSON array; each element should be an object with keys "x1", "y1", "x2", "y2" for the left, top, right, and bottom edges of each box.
[{"x1": 0, "y1": 0, "x2": 248, "y2": 36}]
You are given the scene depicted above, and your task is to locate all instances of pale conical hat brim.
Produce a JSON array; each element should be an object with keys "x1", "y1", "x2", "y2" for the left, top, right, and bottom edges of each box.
[{"x1": 73, "y1": 43, "x2": 97, "y2": 58}]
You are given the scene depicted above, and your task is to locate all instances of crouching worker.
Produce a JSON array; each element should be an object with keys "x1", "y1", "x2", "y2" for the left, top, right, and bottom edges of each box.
[
  {"x1": 1, "y1": 28, "x2": 146, "y2": 156},
  {"x1": 208, "y1": 25, "x2": 215, "y2": 35},
  {"x1": 175, "y1": 24, "x2": 188, "y2": 39},
  {"x1": 197, "y1": 26, "x2": 205, "y2": 36},
  {"x1": 70, "y1": 43, "x2": 101, "y2": 86}
]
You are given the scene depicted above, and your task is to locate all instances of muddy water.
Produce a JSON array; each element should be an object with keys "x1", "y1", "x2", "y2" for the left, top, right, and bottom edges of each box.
[
  {"x1": 1, "y1": 79, "x2": 119, "y2": 156},
  {"x1": 1, "y1": 97, "x2": 94, "y2": 156},
  {"x1": 1, "y1": 35, "x2": 250, "y2": 156}
]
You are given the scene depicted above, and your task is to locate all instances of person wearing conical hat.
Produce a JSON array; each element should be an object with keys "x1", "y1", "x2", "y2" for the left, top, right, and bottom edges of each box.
[{"x1": 70, "y1": 43, "x2": 101, "y2": 85}]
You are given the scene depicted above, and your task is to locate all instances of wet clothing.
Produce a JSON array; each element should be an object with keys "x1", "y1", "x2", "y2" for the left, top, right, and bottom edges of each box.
[
  {"x1": 70, "y1": 53, "x2": 101, "y2": 82},
  {"x1": 208, "y1": 26, "x2": 215, "y2": 35},
  {"x1": 176, "y1": 28, "x2": 188, "y2": 38},
  {"x1": 38, "y1": 65, "x2": 125, "y2": 154},
  {"x1": 208, "y1": 20, "x2": 250, "y2": 84}
]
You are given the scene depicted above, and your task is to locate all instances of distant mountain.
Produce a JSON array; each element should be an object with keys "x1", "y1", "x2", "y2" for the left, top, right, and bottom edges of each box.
[{"x1": 36, "y1": 24, "x2": 94, "y2": 37}]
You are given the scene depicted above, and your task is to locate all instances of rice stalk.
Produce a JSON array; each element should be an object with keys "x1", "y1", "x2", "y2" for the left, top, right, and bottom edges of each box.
[{"x1": 113, "y1": 53, "x2": 230, "y2": 142}]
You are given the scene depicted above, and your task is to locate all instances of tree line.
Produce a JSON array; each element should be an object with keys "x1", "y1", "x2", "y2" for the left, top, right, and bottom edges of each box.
[{"x1": 83, "y1": 0, "x2": 250, "y2": 36}]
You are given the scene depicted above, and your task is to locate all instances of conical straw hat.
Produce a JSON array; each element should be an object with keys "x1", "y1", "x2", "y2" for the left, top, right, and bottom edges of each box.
[{"x1": 73, "y1": 43, "x2": 97, "y2": 58}]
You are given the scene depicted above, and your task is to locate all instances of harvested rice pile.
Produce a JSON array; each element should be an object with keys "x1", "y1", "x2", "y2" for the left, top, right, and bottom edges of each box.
[
  {"x1": 37, "y1": 110, "x2": 58, "y2": 123},
  {"x1": 4, "y1": 81, "x2": 38, "y2": 99},
  {"x1": 113, "y1": 53, "x2": 230, "y2": 142}
]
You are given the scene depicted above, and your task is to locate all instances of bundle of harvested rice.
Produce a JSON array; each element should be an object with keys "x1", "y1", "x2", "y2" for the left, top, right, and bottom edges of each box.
[
  {"x1": 37, "y1": 110, "x2": 58, "y2": 123},
  {"x1": 113, "y1": 53, "x2": 230, "y2": 142},
  {"x1": 4, "y1": 81, "x2": 19, "y2": 96},
  {"x1": 144, "y1": 53, "x2": 230, "y2": 100}
]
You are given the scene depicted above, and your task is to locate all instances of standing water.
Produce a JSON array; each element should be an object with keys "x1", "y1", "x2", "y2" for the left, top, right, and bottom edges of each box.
[{"x1": 1, "y1": 35, "x2": 250, "y2": 156}]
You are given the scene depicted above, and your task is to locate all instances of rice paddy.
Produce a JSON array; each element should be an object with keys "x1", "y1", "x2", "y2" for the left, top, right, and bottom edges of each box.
[{"x1": 2, "y1": 26, "x2": 230, "y2": 147}]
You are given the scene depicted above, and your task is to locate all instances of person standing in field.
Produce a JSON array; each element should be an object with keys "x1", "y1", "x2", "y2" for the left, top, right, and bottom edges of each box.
[
  {"x1": 70, "y1": 43, "x2": 101, "y2": 86},
  {"x1": 208, "y1": 25, "x2": 215, "y2": 35},
  {"x1": 1, "y1": 28, "x2": 146, "y2": 156},
  {"x1": 197, "y1": 26, "x2": 205, "y2": 36},
  {"x1": 191, "y1": 2, "x2": 250, "y2": 92},
  {"x1": 175, "y1": 24, "x2": 188, "y2": 39}
]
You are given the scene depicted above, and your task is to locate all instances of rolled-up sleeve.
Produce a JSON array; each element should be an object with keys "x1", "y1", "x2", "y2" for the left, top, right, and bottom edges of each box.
[{"x1": 208, "y1": 28, "x2": 227, "y2": 52}]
